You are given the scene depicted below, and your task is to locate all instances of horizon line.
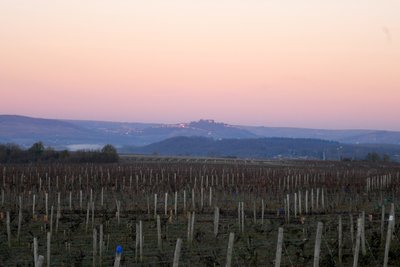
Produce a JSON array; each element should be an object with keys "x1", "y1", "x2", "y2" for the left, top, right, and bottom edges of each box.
[{"x1": 1, "y1": 113, "x2": 399, "y2": 133}]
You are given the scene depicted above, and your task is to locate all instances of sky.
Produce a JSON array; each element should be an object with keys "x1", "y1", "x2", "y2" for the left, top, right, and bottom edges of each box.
[{"x1": 1, "y1": 0, "x2": 399, "y2": 130}]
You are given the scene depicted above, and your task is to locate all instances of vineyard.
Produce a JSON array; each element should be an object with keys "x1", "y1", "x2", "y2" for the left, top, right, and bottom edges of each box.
[{"x1": 1, "y1": 158, "x2": 400, "y2": 266}]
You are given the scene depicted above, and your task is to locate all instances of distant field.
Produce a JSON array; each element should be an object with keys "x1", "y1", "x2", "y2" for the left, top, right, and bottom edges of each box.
[{"x1": 120, "y1": 153, "x2": 284, "y2": 165}]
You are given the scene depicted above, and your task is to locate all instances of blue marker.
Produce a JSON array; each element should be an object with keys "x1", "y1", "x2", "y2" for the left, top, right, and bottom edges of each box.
[
  {"x1": 116, "y1": 245, "x2": 123, "y2": 254},
  {"x1": 114, "y1": 245, "x2": 123, "y2": 267}
]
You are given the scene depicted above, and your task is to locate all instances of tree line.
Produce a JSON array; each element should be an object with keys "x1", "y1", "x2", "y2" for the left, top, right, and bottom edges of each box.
[
  {"x1": 0, "y1": 142, "x2": 119, "y2": 163},
  {"x1": 364, "y1": 152, "x2": 391, "y2": 162}
]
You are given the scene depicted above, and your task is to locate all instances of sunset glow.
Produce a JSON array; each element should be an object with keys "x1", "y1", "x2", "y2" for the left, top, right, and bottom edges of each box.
[{"x1": 1, "y1": 1, "x2": 399, "y2": 130}]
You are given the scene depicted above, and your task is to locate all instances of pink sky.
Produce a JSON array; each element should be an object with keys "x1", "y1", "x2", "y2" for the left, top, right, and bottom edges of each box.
[{"x1": 1, "y1": 1, "x2": 399, "y2": 130}]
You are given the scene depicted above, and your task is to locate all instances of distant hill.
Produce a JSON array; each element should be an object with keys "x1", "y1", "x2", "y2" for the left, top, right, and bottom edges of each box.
[
  {"x1": 121, "y1": 136, "x2": 400, "y2": 161},
  {"x1": 238, "y1": 126, "x2": 400, "y2": 145},
  {"x1": 0, "y1": 115, "x2": 94, "y2": 146},
  {"x1": 1, "y1": 115, "x2": 400, "y2": 150},
  {"x1": 0, "y1": 116, "x2": 257, "y2": 148}
]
